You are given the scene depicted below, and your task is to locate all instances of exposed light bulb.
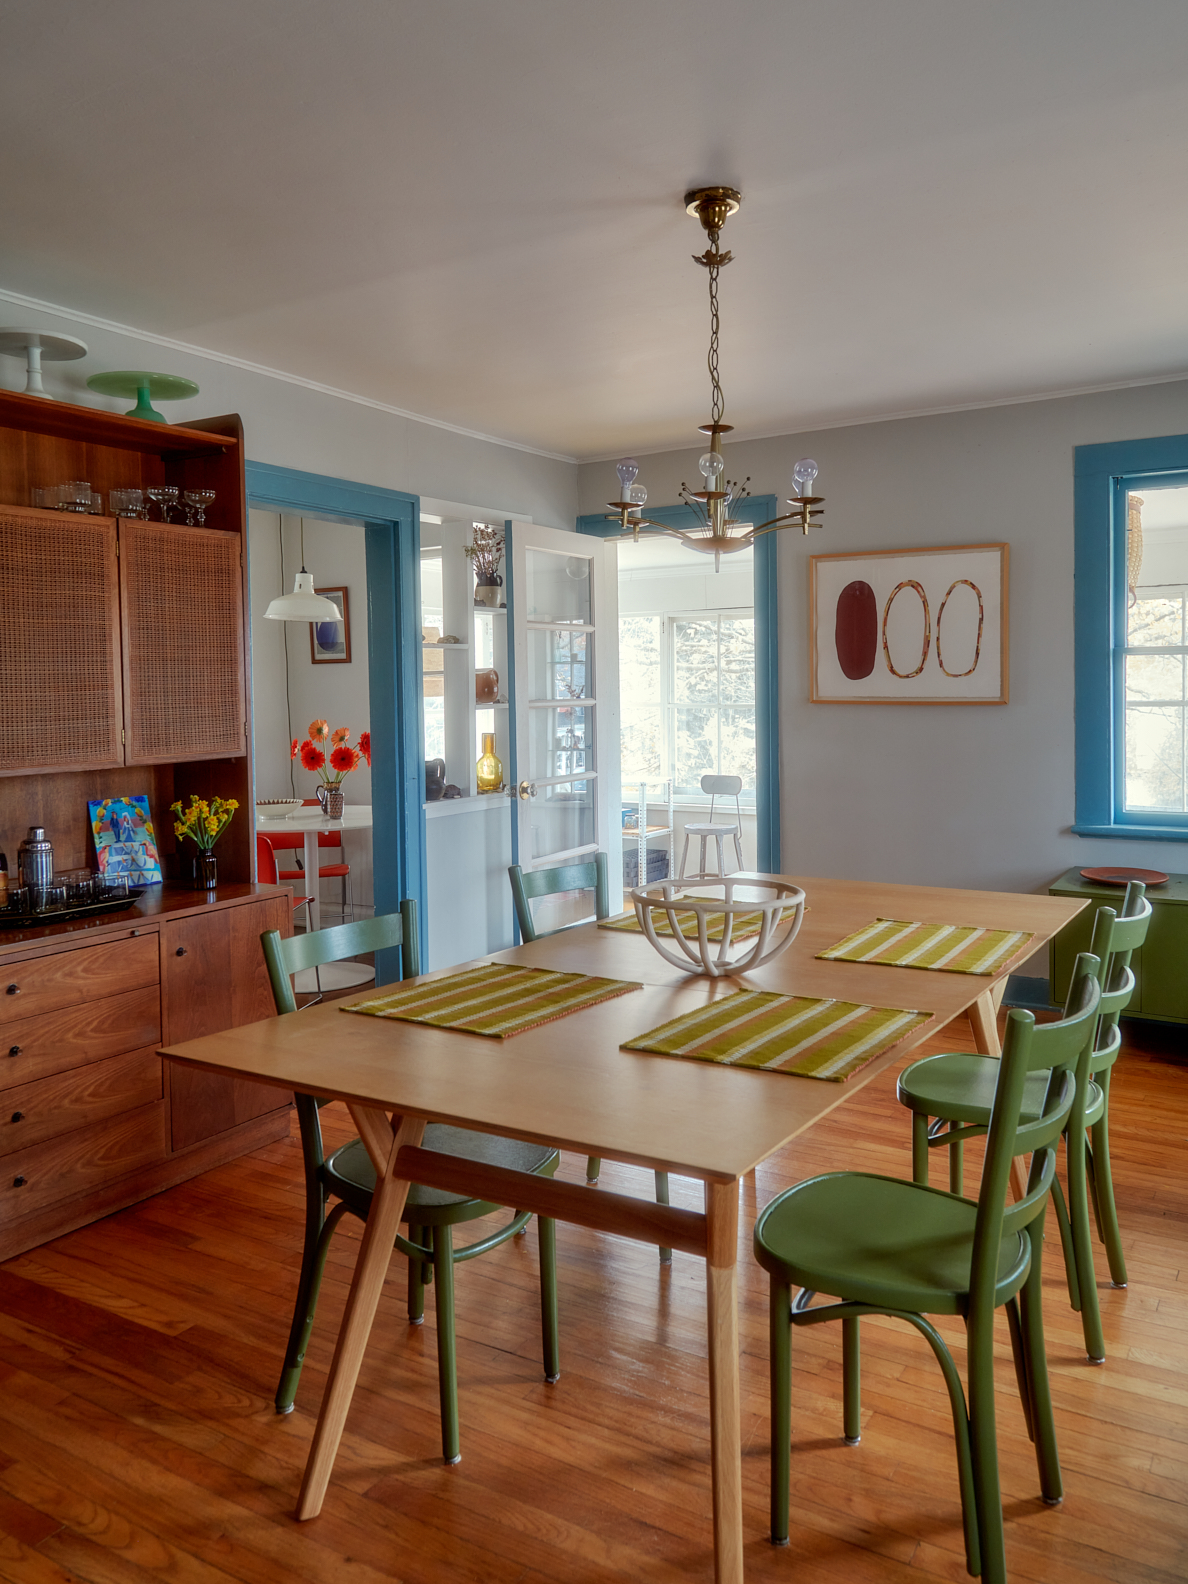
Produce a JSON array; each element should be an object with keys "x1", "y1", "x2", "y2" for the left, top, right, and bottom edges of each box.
[
  {"x1": 699, "y1": 451, "x2": 724, "y2": 481},
  {"x1": 792, "y1": 457, "x2": 819, "y2": 496},
  {"x1": 616, "y1": 458, "x2": 639, "y2": 501}
]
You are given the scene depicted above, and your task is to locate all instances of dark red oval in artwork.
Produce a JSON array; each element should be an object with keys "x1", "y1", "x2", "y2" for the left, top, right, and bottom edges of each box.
[{"x1": 835, "y1": 580, "x2": 878, "y2": 679}]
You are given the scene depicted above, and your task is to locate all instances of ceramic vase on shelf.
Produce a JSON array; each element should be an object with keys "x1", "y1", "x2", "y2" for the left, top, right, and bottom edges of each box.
[
  {"x1": 193, "y1": 850, "x2": 217, "y2": 891},
  {"x1": 474, "y1": 577, "x2": 502, "y2": 608},
  {"x1": 476, "y1": 732, "x2": 503, "y2": 794},
  {"x1": 317, "y1": 784, "x2": 345, "y2": 819}
]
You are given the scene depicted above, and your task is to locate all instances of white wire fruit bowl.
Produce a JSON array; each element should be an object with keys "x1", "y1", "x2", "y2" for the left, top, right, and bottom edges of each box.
[{"x1": 629, "y1": 875, "x2": 807, "y2": 978}]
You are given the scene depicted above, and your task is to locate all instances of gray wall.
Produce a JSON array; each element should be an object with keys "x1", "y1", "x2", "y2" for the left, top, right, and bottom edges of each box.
[{"x1": 579, "y1": 381, "x2": 1188, "y2": 965}]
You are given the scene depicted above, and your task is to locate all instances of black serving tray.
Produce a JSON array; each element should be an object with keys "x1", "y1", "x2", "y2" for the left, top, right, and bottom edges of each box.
[{"x1": 0, "y1": 887, "x2": 145, "y2": 931}]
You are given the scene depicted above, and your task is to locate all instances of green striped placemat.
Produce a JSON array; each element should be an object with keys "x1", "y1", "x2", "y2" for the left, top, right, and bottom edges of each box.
[
  {"x1": 622, "y1": 991, "x2": 929, "y2": 1082},
  {"x1": 600, "y1": 908, "x2": 770, "y2": 942},
  {"x1": 817, "y1": 918, "x2": 1033, "y2": 976},
  {"x1": 342, "y1": 962, "x2": 641, "y2": 1039}
]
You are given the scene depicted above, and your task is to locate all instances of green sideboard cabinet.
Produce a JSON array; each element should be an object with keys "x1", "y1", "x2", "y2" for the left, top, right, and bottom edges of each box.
[{"x1": 1049, "y1": 867, "x2": 1188, "y2": 1024}]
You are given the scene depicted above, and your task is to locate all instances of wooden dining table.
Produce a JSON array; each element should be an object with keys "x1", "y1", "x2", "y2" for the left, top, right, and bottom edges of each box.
[{"x1": 160, "y1": 874, "x2": 1085, "y2": 1584}]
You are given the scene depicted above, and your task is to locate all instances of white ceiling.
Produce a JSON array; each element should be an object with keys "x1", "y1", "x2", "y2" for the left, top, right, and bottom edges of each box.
[{"x1": 4, "y1": 0, "x2": 1188, "y2": 460}]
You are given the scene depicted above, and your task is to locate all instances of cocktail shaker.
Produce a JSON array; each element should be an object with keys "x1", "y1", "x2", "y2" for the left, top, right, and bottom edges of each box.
[{"x1": 17, "y1": 827, "x2": 53, "y2": 890}]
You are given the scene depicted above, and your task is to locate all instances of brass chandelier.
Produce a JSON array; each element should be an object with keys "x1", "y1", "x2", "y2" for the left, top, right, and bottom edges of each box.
[{"x1": 607, "y1": 187, "x2": 824, "y2": 569}]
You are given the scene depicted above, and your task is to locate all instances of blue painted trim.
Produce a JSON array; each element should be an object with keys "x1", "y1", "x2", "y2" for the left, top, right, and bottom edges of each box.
[
  {"x1": 244, "y1": 461, "x2": 427, "y2": 970},
  {"x1": 577, "y1": 495, "x2": 780, "y2": 871},
  {"x1": 1074, "y1": 434, "x2": 1188, "y2": 842},
  {"x1": 1072, "y1": 823, "x2": 1188, "y2": 842}
]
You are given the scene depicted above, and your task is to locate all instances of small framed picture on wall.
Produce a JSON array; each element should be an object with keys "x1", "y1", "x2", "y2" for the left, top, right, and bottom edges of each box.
[{"x1": 310, "y1": 586, "x2": 351, "y2": 664}]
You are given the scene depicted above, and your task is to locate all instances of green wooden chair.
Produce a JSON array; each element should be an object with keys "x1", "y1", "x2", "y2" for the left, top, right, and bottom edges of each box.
[
  {"x1": 260, "y1": 903, "x2": 560, "y2": 1465},
  {"x1": 755, "y1": 954, "x2": 1102, "y2": 1584},
  {"x1": 897, "y1": 882, "x2": 1151, "y2": 1363},
  {"x1": 509, "y1": 852, "x2": 674, "y2": 1263}
]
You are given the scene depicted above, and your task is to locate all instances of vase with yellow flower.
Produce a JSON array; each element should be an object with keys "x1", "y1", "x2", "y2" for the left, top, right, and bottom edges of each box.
[
  {"x1": 292, "y1": 721, "x2": 370, "y2": 818},
  {"x1": 171, "y1": 794, "x2": 239, "y2": 890}
]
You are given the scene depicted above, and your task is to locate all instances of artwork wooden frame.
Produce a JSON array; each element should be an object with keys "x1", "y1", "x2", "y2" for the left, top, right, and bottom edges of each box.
[
  {"x1": 310, "y1": 586, "x2": 351, "y2": 664},
  {"x1": 811, "y1": 543, "x2": 1009, "y2": 705}
]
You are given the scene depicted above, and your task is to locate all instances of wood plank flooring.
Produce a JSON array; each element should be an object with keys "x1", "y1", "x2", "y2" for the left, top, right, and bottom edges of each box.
[{"x1": 0, "y1": 1012, "x2": 1185, "y2": 1583}]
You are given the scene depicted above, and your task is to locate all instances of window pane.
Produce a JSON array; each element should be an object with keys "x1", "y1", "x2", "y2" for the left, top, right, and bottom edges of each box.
[
  {"x1": 1124, "y1": 705, "x2": 1185, "y2": 811},
  {"x1": 528, "y1": 704, "x2": 591, "y2": 781},
  {"x1": 719, "y1": 708, "x2": 756, "y2": 791},
  {"x1": 618, "y1": 615, "x2": 662, "y2": 703},
  {"x1": 675, "y1": 706, "x2": 718, "y2": 791},
  {"x1": 1128, "y1": 596, "x2": 1184, "y2": 648},
  {"x1": 527, "y1": 628, "x2": 587, "y2": 701},
  {"x1": 1125, "y1": 652, "x2": 1184, "y2": 704},
  {"x1": 718, "y1": 618, "x2": 755, "y2": 703},
  {"x1": 674, "y1": 620, "x2": 719, "y2": 702},
  {"x1": 621, "y1": 704, "x2": 662, "y2": 783}
]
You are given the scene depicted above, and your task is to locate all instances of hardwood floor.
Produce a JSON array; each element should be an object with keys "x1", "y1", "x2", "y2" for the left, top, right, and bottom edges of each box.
[{"x1": 0, "y1": 1012, "x2": 1185, "y2": 1583}]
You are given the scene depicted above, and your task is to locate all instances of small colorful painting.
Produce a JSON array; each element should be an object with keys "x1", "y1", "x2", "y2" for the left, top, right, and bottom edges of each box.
[
  {"x1": 88, "y1": 794, "x2": 163, "y2": 884},
  {"x1": 310, "y1": 586, "x2": 351, "y2": 664}
]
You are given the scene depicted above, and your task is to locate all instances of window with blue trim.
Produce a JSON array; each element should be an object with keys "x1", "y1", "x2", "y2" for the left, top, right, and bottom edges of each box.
[{"x1": 1074, "y1": 435, "x2": 1188, "y2": 838}]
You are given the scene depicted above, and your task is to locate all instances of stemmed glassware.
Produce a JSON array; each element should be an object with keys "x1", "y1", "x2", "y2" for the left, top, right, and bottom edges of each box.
[
  {"x1": 146, "y1": 485, "x2": 179, "y2": 522},
  {"x1": 183, "y1": 488, "x2": 215, "y2": 526}
]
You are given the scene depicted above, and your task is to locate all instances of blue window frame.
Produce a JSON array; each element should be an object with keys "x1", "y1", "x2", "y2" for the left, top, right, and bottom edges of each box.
[{"x1": 1074, "y1": 433, "x2": 1188, "y2": 840}]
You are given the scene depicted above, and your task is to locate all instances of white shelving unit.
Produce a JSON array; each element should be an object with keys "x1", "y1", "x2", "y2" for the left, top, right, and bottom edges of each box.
[{"x1": 622, "y1": 779, "x2": 674, "y2": 888}]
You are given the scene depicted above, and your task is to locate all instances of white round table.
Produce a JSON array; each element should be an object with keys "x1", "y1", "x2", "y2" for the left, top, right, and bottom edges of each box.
[{"x1": 257, "y1": 804, "x2": 374, "y2": 989}]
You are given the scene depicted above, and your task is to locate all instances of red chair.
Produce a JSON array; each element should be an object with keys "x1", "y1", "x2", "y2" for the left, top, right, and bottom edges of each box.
[{"x1": 256, "y1": 833, "x2": 315, "y2": 934}]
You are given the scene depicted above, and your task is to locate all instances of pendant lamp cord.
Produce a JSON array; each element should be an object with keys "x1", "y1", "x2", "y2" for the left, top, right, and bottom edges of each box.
[{"x1": 281, "y1": 515, "x2": 296, "y2": 795}]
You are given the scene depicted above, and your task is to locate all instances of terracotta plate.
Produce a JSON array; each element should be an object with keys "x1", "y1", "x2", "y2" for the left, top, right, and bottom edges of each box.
[{"x1": 1080, "y1": 866, "x2": 1169, "y2": 887}]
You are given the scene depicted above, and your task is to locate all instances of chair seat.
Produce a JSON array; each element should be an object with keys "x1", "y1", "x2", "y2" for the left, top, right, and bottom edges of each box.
[
  {"x1": 898, "y1": 1052, "x2": 1105, "y2": 1128},
  {"x1": 683, "y1": 821, "x2": 740, "y2": 837},
  {"x1": 326, "y1": 1124, "x2": 559, "y2": 1224},
  {"x1": 278, "y1": 863, "x2": 350, "y2": 880},
  {"x1": 753, "y1": 1171, "x2": 1030, "y2": 1314}
]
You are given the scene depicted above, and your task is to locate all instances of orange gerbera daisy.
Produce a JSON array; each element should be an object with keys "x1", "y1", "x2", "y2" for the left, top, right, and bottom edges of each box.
[
  {"x1": 358, "y1": 731, "x2": 371, "y2": 766},
  {"x1": 329, "y1": 744, "x2": 359, "y2": 774},
  {"x1": 300, "y1": 742, "x2": 326, "y2": 772},
  {"x1": 330, "y1": 726, "x2": 350, "y2": 746},
  {"x1": 308, "y1": 719, "x2": 329, "y2": 742}
]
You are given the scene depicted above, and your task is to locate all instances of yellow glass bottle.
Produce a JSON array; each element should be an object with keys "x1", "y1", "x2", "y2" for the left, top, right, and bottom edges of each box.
[{"x1": 476, "y1": 731, "x2": 503, "y2": 794}]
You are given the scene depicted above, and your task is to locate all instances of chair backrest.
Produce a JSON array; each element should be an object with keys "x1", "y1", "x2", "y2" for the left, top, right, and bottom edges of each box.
[
  {"x1": 701, "y1": 773, "x2": 742, "y2": 826},
  {"x1": 260, "y1": 901, "x2": 420, "y2": 1015},
  {"x1": 508, "y1": 851, "x2": 610, "y2": 942},
  {"x1": 1090, "y1": 881, "x2": 1151, "y2": 1073},
  {"x1": 969, "y1": 952, "x2": 1102, "y2": 1319},
  {"x1": 256, "y1": 832, "x2": 280, "y2": 886}
]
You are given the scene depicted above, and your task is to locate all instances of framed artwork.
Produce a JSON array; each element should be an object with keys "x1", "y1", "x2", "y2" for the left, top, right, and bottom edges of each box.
[
  {"x1": 310, "y1": 586, "x2": 351, "y2": 664},
  {"x1": 811, "y1": 543, "x2": 1009, "y2": 704},
  {"x1": 88, "y1": 794, "x2": 163, "y2": 884}
]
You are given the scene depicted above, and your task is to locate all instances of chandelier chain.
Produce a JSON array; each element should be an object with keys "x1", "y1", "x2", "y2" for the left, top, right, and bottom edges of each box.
[{"x1": 707, "y1": 232, "x2": 723, "y2": 426}]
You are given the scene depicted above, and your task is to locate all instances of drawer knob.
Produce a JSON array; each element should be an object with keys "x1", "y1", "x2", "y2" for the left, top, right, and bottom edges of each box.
[
  {"x1": 5, "y1": 984, "x2": 18, "y2": 996},
  {"x1": 176, "y1": 946, "x2": 187, "y2": 957},
  {"x1": 10, "y1": 1112, "x2": 21, "y2": 1124},
  {"x1": 7, "y1": 1046, "x2": 20, "y2": 1058},
  {"x1": 12, "y1": 1176, "x2": 24, "y2": 1188}
]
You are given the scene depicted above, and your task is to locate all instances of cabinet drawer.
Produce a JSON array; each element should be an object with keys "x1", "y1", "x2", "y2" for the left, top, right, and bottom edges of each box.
[
  {"x1": 0, "y1": 1101, "x2": 166, "y2": 1222},
  {"x1": 2, "y1": 984, "x2": 161, "y2": 1086},
  {"x1": 0, "y1": 934, "x2": 159, "y2": 1025},
  {"x1": 0, "y1": 1049, "x2": 162, "y2": 1157}
]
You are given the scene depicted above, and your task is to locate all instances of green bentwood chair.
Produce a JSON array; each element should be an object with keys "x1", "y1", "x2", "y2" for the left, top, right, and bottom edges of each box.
[
  {"x1": 509, "y1": 852, "x2": 674, "y2": 1262},
  {"x1": 261, "y1": 905, "x2": 560, "y2": 1465},
  {"x1": 755, "y1": 954, "x2": 1102, "y2": 1584},
  {"x1": 897, "y1": 882, "x2": 1151, "y2": 1363}
]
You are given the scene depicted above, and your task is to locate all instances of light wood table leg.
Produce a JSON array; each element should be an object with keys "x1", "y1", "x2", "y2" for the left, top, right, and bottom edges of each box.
[
  {"x1": 968, "y1": 988, "x2": 1002, "y2": 1059},
  {"x1": 296, "y1": 1108, "x2": 426, "y2": 1519},
  {"x1": 705, "y1": 1178, "x2": 743, "y2": 1584}
]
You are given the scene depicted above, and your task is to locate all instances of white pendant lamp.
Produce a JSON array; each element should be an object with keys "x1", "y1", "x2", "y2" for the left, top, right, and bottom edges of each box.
[{"x1": 263, "y1": 518, "x2": 343, "y2": 622}]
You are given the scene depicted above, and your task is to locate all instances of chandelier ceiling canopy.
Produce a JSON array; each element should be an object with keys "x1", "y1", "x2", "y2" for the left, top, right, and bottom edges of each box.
[{"x1": 607, "y1": 187, "x2": 824, "y2": 569}]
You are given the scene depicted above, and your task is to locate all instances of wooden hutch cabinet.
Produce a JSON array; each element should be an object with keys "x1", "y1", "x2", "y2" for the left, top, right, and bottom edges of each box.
[{"x1": 0, "y1": 389, "x2": 291, "y2": 1260}]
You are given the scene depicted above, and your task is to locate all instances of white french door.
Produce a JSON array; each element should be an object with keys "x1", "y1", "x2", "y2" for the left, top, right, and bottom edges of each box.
[{"x1": 507, "y1": 522, "x2": 621, "y2": 911}]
